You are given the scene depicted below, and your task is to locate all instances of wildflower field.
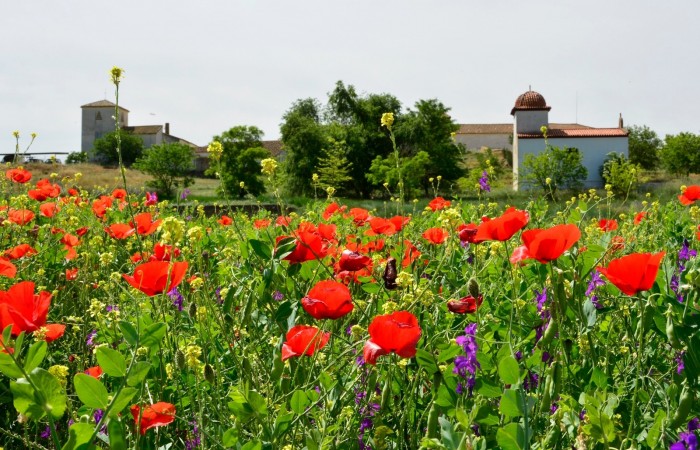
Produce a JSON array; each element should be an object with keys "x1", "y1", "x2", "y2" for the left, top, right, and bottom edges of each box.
[{"x1": 1, "y1": 164, "x2": 700, "y2": 450}]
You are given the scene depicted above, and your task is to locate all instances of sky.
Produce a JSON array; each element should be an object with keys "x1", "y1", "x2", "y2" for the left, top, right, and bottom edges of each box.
[{"x1": 2, "y1": 1, "x2": 699, "y2": 159}]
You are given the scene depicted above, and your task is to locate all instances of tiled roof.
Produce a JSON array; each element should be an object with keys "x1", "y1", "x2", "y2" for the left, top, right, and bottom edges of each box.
[
  {"x1": 81, "y1": 100, "x2": 129, "y2": 112},
  {"x1": 456, "y1": 123, "x2": 592, "y2": 135},
  {"x1": 263, "y1": 140, "x2": 284, "y2": 157},
  {"x1": 511, "y1": 90, "x2": 550, "y2": 115},
  {"x1": 122, "y1": 125, "x2": 162, "y2": 134},
  {"x1": 518, "y1": 128, "x2": 628, "y2": 139}
]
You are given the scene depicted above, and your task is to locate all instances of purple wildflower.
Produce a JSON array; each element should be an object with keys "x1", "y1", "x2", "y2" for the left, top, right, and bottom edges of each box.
[
  {"x1": 86, "y1": 329, "x2": 97, "y2": 347},
  {"x1": 105, "y1": 304, "x2": 118, "y2": 313},
  {"x1": 168, "y1": 287, "x2": 184, "y2": 312},
  {"x1": 41, "y1": 425, "x2": 51, "y2": 439},
  {"x1": 673, "y1": 240, "x2": 697, "y2": 303},
  {"x1": 690, "y1": 418, "x2": 700, "y2": 432},
  {"x1": 676, "y1": 351, "x2": 686, "y2": 375},
  {"x1": 670, "y1": 431, "x2": 698, "y2": 450},
  {"x1": 273, "y1": 290, "x2": 284, "y2": 301},
  {"x1": 454, "y1": 323, "x2": 479, "y2": 396},
  {"x1": 550, "y1": 402, "x2": 559, "y2": 415},
  {"x1": 586, "y1": 270, "x2": 606, "y2": 309},
  {"x1": 523, "y1": 370, "x2": 539, "y2": 392},
  {"x1": 479, "y1": 170, "x2": 491, "y2": 192},
  {"x1": 534, "y1": 288, "x2": 548, "y2": 314},
  {"x1": 180, "y1": 188, "x2": 191, "y2": 200},
  {"x1": 185, "y1": 420, "x2": 201, "y2": 450},
  {"x1": 215, "y1": 286, "x2": 223, "y2": 304}
]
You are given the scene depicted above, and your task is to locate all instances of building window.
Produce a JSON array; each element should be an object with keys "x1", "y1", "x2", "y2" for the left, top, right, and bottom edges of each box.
[{"x1": 96, "y1": 111, "x2": 102, "y2": 120}]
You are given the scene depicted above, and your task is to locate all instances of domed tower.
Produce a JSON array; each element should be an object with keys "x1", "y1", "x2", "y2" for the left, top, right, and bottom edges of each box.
[{"x1": 511, "y1": 90, "x2": 550, "y2": 134}]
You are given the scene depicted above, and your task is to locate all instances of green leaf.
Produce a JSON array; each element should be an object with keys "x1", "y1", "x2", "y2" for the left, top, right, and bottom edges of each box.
[
  {"x1": 247, "y1": 389, "x2": 268, "y2": 417},
  {"x1": 11, "y1": 378, "x2": 45, "y2": 419},
  {"x1": 96, "y1": 347, "x2": 126, "y2": 377},
  {"x1": 474, "y1": 404, "x2": 500, "y2": 426},
  {"x1": 290, "y1": 389, "x2": 310, "y2": 415},
  {"x1": 361, "y1": 283, "x2": 381, "y2": 294},
  {"x1": 126, "y1": 361, "x2": 151, "y2": 387},
  {"x1": 119, "y1": 321, "x2": 138, "y2": 347},
  {"x1": 107, "y1": 418, "x2": 127, "y2": 450},
  {"x1": 23, "y1": 340, "x2": 47, "y2": 373},
  {"x1": 0, "y1": 351, "x2": 24, "y2": 379},
  {"x1": 499, "y1": 389, "x2": 524, "y2": 417},
  {"x1": 61, "y1": 422, "x2": 96, "y2": 450},
  {"x1": 274, "y1": 411, "x2": 294, "y2": 437},
  {"x1": 12, "y1": 368, "x2": 67, "y2": 420},
  {"x1": 439, "y1": 416, "x2": 462, "y2": 450},
  {"x1": 74, "y1": 374, "x2": 109, "y2": 409},
  {"x1": 240, "y1": 440, "x2": 262, "y2": 450},
  {"x1": 498, "y1": 355, "x2": 520, "y2": 385},
  {"x1": 249, "y1": 239, "x2": 272, "y2": 260},
  {"x1": 222, "y1": 428, "x2": 238, "y2": 447},
  {"x1": 475, "y1": 378, "x2": 502, "y2": 398},
  {"x1": 435, "y1": 383, "x2": 457, "y2": 408},
  {"x1": 140, "y1": 322, "x2": 166, "y2": 348},
  {"x1": 437, "y1": 343, "x2": 462, "y2": 363},
  {"x1": 591, "y1": 367, "x2": 608, "y2": 389},
  {"x1": 646, "y1": 410, "x2": 666, "y2": 449},
  {"x1": 583, "y1": 299, "x2": 597, "y2": 329},
  {"x1": 275, "y1": 237, "x2": 297, "y2": 261},
  {"x1": 496, "y1": 423, "x2": 526, "y2": 450},
  {"x1": 107, "y1": 387, "x2": 138, "y2": 418},
  {"x1": 415, "y1": 349, "x2": 439, "y2": 375},
  {"x1": 2, "y1": 324, "x2": 12, "y2": 348}
]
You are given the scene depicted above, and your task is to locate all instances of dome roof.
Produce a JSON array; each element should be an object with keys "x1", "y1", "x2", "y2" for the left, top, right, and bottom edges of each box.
[{"x1": 510, "y1": 90, "x2": 551, "y2": 115}]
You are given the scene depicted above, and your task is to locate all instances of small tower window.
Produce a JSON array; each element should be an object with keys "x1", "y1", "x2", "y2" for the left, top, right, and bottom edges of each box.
[{"x1": 96, "y1": 111, "x2": 102, "y2": 120}]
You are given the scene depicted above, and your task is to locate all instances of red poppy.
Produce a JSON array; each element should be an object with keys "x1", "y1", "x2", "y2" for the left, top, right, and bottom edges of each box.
[
  {"x1": 39, "y1": 202, "x2": 59, "y2": 218},
  {"x1": 92, "y1": 196, "x2": 113, "y2": 218},
  {"x1": 447, "y1": 295, "x2": 483, "y2": 314},
  {"x1": 150, "y1": 243, "x2": 180, "y2": 262},
  {"x1": 8, "y1": 209, "x2": 35, "y2": 226},
  {"x1": 111, "y1": 189, "x2": 127, "y2": 200},
  {"x1": 66, "y1": 268, "x2": 79, "y2": 280},
  {"x1": 401, "y1": 240, "x2": 421, "y2": 268},
  {"x1": 679, "y1": 185, "x2": 700, "y2": 206},
  {"x1": 338, "y1": 249, "x2": 372, "y2": 272},
  {"x1": 105, "y1": 223, "x2": 136, "y2": 239},
  {"x1": 598, "y1": 219, "x2": 618, "y2": 232},
  {"x1": 349, "y1": 208, "x2": 370, "y2": 226},
  {"x1": 280, "y1": 232, "x2": 327, "y2": 264},
  {"x1": 60, "y1": 233, "x2": 80, "y2": 247},
  {"x1": 28, "y1": 179, "x2": 61, "y2": 201},
  {"x1": 428, "y1": 197, "x2": 451, "y2": 211},
  {"x1": 366, "y1": 217, "x2": 397, "y2": 236},
  {"x1": 363, "y1": 311, "x2": 421, "y2": 364},
  {"x1": 597, "y1": 252, "x2": 665, "y2": 296},
  {"x1": 0, "y1": 258, "x2": 17, "y2": 278},
  {"x1": 473, "y1": 208, "x2": 529, "y2": 243},
  {"x1": 336, "y1": 266, "x2": 373, "y2": 285},
  {"x1": 281, "y1": 325, "x2": 330, "y2": 361},
  {"x1": 144, "y1": 192, "x2": 158, "y2": 206},
  {"x1": 422, "y1": 227, "x2": 449, "y2": 245},
  {"x1": 634, "y1": 212, "x2": 647, "y2": 225},
  {"x1": 316, "y1": 223, "x2": 337, "y2": 242},
  {"x1": 510, "y1": 245, "x2": 531, "y2": 265},
  {"x1": 322, "y1": 202, "x2": 347, "y2": 220},
  {"x1": 76, "y1": 227, "x2": 89, "y2": 237},
  {"x1": 4, "y1": 244, "x2": 37, "y2": 260},
  {"x1": 5, "y1": 168, "x2": 32, "y2": 184},
  {"x1": 458, "y1": 223, "x2": 478, "y2": 244},
  {"x1": 0, "y1": 281, "x2": 56, "y2": 336},
  {"x1": 253, "y1": 218, "x2": 271, "y2": 229},
  {"x1": 85, "y1": 366, "x2": 103, "y2": 379},
  {"x1": 521, "y1": 223, "x2": 581, "y2": 263},
  {"x1": 43, "y1": 324, "x2": 65, "y2": 343},
  {"x1": 67, "y1": 188, "x2": 79, "y2": 197},
  {"x1": 130, "y1": 402, "x2": 176, "y2": 435},
  {"x1": 276, "y1": 215, "x2": 292, "y2": 227},
  {"x1": 132, "y1": 213, "x2": 161, "y2": 235},
  {"x1": 122, "y1": 261, "x2": 189, "y2": 296},
  {"x1": 389, "y1": 215, "x2": 410, "y2": 232},
  {"x1": 218, "y1": 215, "x2": 233, "y2": 226},
  {"x1": 301, "y1": 280, "x2": 354, "y2": 320}
]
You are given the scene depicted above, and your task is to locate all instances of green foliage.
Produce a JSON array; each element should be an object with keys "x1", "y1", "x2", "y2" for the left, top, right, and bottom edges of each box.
[
  {"x1": 91, "y1": 129, "x2": 144, "y2": 167},
  {"x1": 522, "y1": 145, "x2": 587, "y2": 197},
  {"x1": 601, "y1": 152, "x2": 641, "y2": 197},
  {"x1": 65, "y1": 151, "x2": 89, "y2": 164},
  {"x1": 366, "y1": 151, "x2": 430, "y2": 198},
  {"x1": 210, "y1": 126, "x2": 271, "y2": 198},
  {"x1": 660, "y1": 132, "x2": 700, "y2": 176},
  {"x1": 133, "y1": 142, "x2": 195, "y2": 199},
  {"x1": 280, "y1": 99, "x2": 326, "y2": 196},
  {"x1": 627, "y1": 124, "x2": 661, "y2": 170},
  {"x1": 315, "y1": 137, "x2": 353, "y2": 194}
]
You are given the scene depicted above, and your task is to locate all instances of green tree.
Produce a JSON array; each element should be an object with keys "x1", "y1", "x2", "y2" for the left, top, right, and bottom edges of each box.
[
  {"x1": 660, "y1": 132, "x2": 700, "y2": 176},
  {"x1": 366, "y1": 151, "x2": 431, "y2": 198},
  {"x1": 627, "y1": 124, "x2": 661, "y2": 170},
  {"x1": 92, "y1": 129, "x2": 144, "y2": 166},
  {"x1": 210, "y1": 126, "x2": 270, "y2": 198},
  {"x1": 133, "y1": 143, "x2": 195, "y2": 199},
  {"x1": 600, "y1": 152, "x2": 641, "y2": 198},
  {"x1": 315, "y1": 136, "x2": 353, "y2": 194},
  {"x1": 280, "y1": 99, "x2": 327, "y2": 196},
  {"x1": 522, "y1": 145, "x2": 587, "y2": 198},
  {"x1": 66, "y1": 151, "x2": 89, "y2": 164}
]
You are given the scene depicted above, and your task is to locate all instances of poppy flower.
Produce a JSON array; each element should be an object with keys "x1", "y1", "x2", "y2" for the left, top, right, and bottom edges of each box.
[
  {"x1": 316, "y1": 223, "x2": 337, "y2": 242},
  {"x1": 5, "y1": 168, "x2": 32, "y2": 183},
  {"x1": 0, "y1": 281, "x2": 55, "y2": 336},
  {"x1": 366, "y1": 217, "x2": 397, "y2": 236},
  {"x1": 521, "y1": 223, "x2": 581, "y2": 263},
  {"x1": 598, "y1": 219, "x2": 618, "y2": 232},
  {"x1": 105, "y1": 223, "x2": 136, "y2": 240},
  {"x1": 130, "y1": 402, "x2": 176, "y2": 435},
  {"x1": 92, "y1": 196, "x2": 113, "y2": 218},
  {"x1": 322, "y1": 202, "x2": 346, "y2": 220},
  {"x1": 338, "y1": 249, "x2": 372, "y2": 272},
  {"x1": 39, "y1": 202, "x2": 59, "y2": 218},
  {"x1": 85, "y1": 366, "x2": 103, "y2": 379},
  {"x1": 66, "y1": 268, "x2": 78, "y2": 280},
  {"x1": 150, "y1": 243, "x2": 180, "y2": 262},
  {"x1": 280, "y1": 232, "x2": 327, "y2": 264},
  {"x1": 8, "y1": 209, "x2": 35, "y2": 226},
  {"x1": 510, "y1": 245, "x2": 531, "y2": 265},
  {"x1": 276, "y1": 216, "x2": 292, "y2": 227},
  {"x1": 28, "y1": 179, "x2": 61, "y2": 201},
  {"x1": 401, "y1": 240, "x2": 421, "y2": 268},
  {"x1": 363, "y1": 311, "x2": 421, "y2": 365},
  {"x1": 0, "y1": 258, "x2": 17, "y2": 278},
  {"x1": 4, "y1": 244, "x2": 37, "y2": 260},
  {"x1": 281, "y1": 325, "x2": 330, "y2": 361},
  {"x1": 428, "y1": 197, "x2": 451, "y2": 211},
  {"x1": 473, "y1": 208, "x2": 529, "y2": 243},
  {"x1": 389, "y1": 215, "x2": 409, "y2": 232},
  {"x1": 111, "y1": 188, "x2": 128, "y2": 200},
  {"x1": 43, "y1": 324, "x2": 65, "y2": 343},
  {"x1": 144, "y1": 192, "x2": 158, "y2": 206},
  {"x1": 422, "y1": 227, "x2": 449, "y2": 244},
  {"x1": 301, "y1": 280, "x2": 354, "y2": 320},
  {"x1": 597, "y1": 252, "x2": 665, "y2": 296},
  {"x1": 458, "y1": 223, "x2": 478, "y2": 244},
  {"x1": 123, "y1": 261, "x2": 189, "y2": 296},
  {"x1": 76, "y1": 227, "x2": 89, "y2": 237},
  {"x1": 349, "y1": 208, "x2": 370, "y2": 226},
  {"x1": 132, "y1": 213, "x2": 161, "y2": 235},
  {"x1": 60, "y1": 233, "x2": 81, "y2": 247},
  {"x1": 634, "y1": 212, "x2": 647, "y2": 225},
  {"x1": 679, "y1": 185, "x2": 700, "y2": 206},
  {"x1": 253, "y1": 218, "x2": 271, "y2": 229},
  {"x1": 447, "y1": 295, "x2": 483, "y2": 314},
  {"x1": 218, "y1": 215, "x2": 233, "y2": 226}
]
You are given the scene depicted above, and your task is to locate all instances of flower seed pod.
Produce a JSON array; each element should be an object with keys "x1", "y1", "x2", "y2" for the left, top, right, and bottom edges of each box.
[
  {"x1": 175, "y1": 350, "x2": 186, "y2": 370},
  {"x1": 468, "y1": 278, "x2": 480, "y2": 299},
  {"x1": 203, "y1": 363, "x2": 216, "y2": 384},
  {"x1": 383, "y1": 257, "x2": 397, "y2": 290},
  {"x1": 188, "y1": 302, "x2": 197, "y2": 318}
]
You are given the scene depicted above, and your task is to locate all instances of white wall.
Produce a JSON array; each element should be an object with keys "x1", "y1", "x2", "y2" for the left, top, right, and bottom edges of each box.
[
  {"x1": 514, "y1": 110, "x2": 548, "y2": 134},
  {"x1": 81, "y1": 107, "x2": 128, "y2": 154},
  {"x1": 455, "y1": 133, "x2": 512, "y2": 151}
]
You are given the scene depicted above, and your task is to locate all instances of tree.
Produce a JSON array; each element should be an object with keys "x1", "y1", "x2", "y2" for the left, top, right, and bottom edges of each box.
[
  {"x1": 627, "y1": 125, "x2": 661, "y2": 170},
  {"x1": 133, "y1": 143, "x2": 195, "y2": 199},
  {"x1": 210, "y1": 126, "x2": 270, "y2": 198},
  {"x1": 660, "y1": 132, "x2": 700, "y2": 177},
  {"x1": 366, "y1": 151, "x2": 430, "y2": 199},
  {"x1": 66, "y1": 152, "x2": 89, "y2": 164},
  {"x1": 92, "y1": 130, "x2": 144, "y2": 167},
  {"x1": 522, "y1": 145, "x2": 587, "y2": 198},
  {"x1": 315, "y1": 136, "x2": 353, "y2": 194}
]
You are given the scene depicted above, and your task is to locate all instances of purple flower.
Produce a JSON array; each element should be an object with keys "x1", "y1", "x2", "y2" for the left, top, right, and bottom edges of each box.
[
  {"x1": 105, "y1": 304, "x2": 118, "y2": 313},
  {"x1": 168, "y1": 287, "x2": 184, "y2": 312},
  {"x1": 180, "y1": 188, "x2": 191, "y2": 200},
  {"x1": 586, "y1": 271, "x2": 606, "y2": 309},
  {"x1": 676, "y1": 351, "x2": 686, "y2": 375},
  {"x1": 479, "y1": 170, "x2": 491, "y2": 192},
  {"x1": 534, "y1": 288, "x2": 548, "y2": 314},
  {"x1": 93, "y1": 409, "x2": 104, "y2": 424},
  {"x1": 86, "y1": 329, "x2": 97, "y2": 347},
  {"x1": 670, "y1": 431, "x2": 698, "y2": 450},
  {"x1": 679, "y1": 239, "x2": 697, "y2": 262},
  {"x1": 215, "y1": 286, "x2": 223, "y2": 304},
  {"x1": 523, "y1": 370, "x2": 539, "y2": 392},
  {"x1": 689, "y1": 418, "x2": 700, "y2": 432},
  {"x1": 185, "y1": 420, "x2": 201, "y2": 450},
  {"x1": 454, "y1": 323, "x2": 479, "y2": 396},
  {"x1": 273, "y1": 290, "x2": 284, "y2": 301},
  {"x1": 40, "y1": 425, "x2": 51, "y2": 439}
]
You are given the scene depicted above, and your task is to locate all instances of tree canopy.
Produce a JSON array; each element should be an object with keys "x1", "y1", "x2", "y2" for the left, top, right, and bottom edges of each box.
[
  {"x1": 92, "y1": 129, "x2": 144, "y2": 166},
  {"x1": 133, "y1": 142, "x2": 195, "y2": 199},
  {"x1": 210, "y1": 126, "x2": 270, "y2": 198},
  {"x1": 660, "y1": 132, "x2": 700, "y2": 177},
  {"x1": 627, "y1": 124, "x2": 661, "y2": 170}
]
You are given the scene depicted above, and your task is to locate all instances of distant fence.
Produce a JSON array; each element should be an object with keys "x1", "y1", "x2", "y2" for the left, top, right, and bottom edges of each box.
[{"x1": 2, "y1": 152, "x2": 70, "y2": 162}]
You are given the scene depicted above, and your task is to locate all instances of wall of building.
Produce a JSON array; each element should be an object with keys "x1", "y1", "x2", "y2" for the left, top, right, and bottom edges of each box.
[
  {"x1": 455, "y1": 133, "x2": 512, "y2": 151},
  {"x1": 81, "y1": 107, "x2": 128, "y2": 154},
  {"x1": 514, "y1": 111, "x2": 548, "y2": 134},
  {"x1": 514, "y1": 136, "x2": 629, "y2": 189},
  {"x1": 137, "y1": 131, "x2": 163, "y2": 149}
]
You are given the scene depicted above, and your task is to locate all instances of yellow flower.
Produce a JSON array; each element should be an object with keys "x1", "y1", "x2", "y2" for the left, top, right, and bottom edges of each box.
[
  {"x1": 31, "y1": 132, "x2": 37, "y2": 139},
  {"x1": 12, "y1": 130, "x2": 19, "y2": 139},
  {"x1": 239, "y1": 181, "x2": 245, "y2": 189},
  {"x1": 260, "y1": 158, "x2": 278, "y2": 175},
  {"x1": 312, "y1": 173, "x2": 319, "y2": 183},
  {"x1": 48, "y1": 365, "x2": 70, "y2": 386},
  {"x1": 545, "y1": 177, "x2": 552, "y2": 185},
  {"x1": 380, "y1": 112, "x2": 394, "y2": 128},
  {"x1": 207, "y1": 141, "x2": 224, "y2": 161},
  {"x1": 110, "y1": 66, "x2": 124, "y2": 85}
]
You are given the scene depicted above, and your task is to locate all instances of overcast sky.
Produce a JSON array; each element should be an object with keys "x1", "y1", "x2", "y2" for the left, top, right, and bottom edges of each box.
[{"x1": 2, "y1": 1, "x2": 699, "y2": 158}]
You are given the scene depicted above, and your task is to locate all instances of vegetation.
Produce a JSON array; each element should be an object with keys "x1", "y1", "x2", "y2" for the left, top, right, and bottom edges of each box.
[
  {"x1": 65, "y1": 151, "x2": 89, "y2": 164},
  {"x1": 522, "y1": 142, "x2": 588, "y2": 199},
  {"x1": 133, "y1": 142, "x2": 195, "y2": 199},
  {"x1": 91, "y1": 129, "x2": 144, "y2": 167},
  {"x1": 661, "y1": 132, "x2": 700, "y2": 176},
  {"x1": 627, "y1": 124, "x2": 662, "y2": 170}
]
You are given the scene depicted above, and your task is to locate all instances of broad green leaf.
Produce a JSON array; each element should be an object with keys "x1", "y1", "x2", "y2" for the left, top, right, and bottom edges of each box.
[
  {"x1": 646, "y1": 410, "x2": 666, "y2": 449},
  {"x1": 0, "y1": 351, "x2": 24, "y2": 379},
  {"x1": 126, "y1": 361, "x2": 151, "y2": 387},
  {"x1": 247, "y1": 389, "x2": 268, "y2": 417},
  {"x1": 249, "y1": 239, "x2": 272, "y2": 260},
  {"x1": 107, "y1": 387, "x2": 138, "y2": 418},
  {"x1": 274, "y1": 411, "x2": 294, "y2": 437},
  {"x1": 498, "y1": 355, "x2": 520, "y2": 385},
  {"x1": 108, "y1": 418, "x2": 127, "y2": 450},
  {"x1": 23, "y1": 340, "x2": 47, "y2": 373},
  {"x1": 11, "y1": 378, "x2": 45, "y2": 419},
  {"x1": 583, "y1": 299, "x2": 597, "y2": 329},
  {"x1": 496, "y1": 423, "x2": 525, "y2": 450},
  {"x1": 439, "y1": 416, "x2": 461, "y2": 450},
  {"x1": 290, "y1": 389, "x2": 310, "y2": 415},
  {"x1": 140, "y1": 322, "x2": 167, "y2": 348},
  {"x1": 475, "y1": 378, "x2": 502, "y2": 398},
  {"x1": 415, "y1": 349, "x2": 439, "y2": 375},
  {"x1": 96, "y1": 347, "x2": 126, "y2": 377},
  {"x1": 240, "y1": 440, "x2": 262, "y2": 450},
  {"x1": 499, "y1": 389, "x2": 524, "y2": 417},
  {"x1": 119, "y1": 321, "x2": 138, "y2": 347},
  {"x1": 31, "y1": 368, "x2": 67, "y2": 420},
  {"x1": 2, "y1": 324, "x2": 12, "y2": 348},
  {"x1": 74, "y1": 374, "x2": 109, "y2": 409},
  {"x1": 61, "y1": 422, "x2": 96, "y2": 450},
  {"x1": 222, "y1": 428, "x2": 238, "y2": 447},
  {"x1": 591, "y1": 367, "x2": 608, "y2": 389},
  {"x1": 435, "y1": 383, "x2": 457, "y2": 408},
  {"x1": 360, "y1": 283, "x2": 380, "y2": 294}
]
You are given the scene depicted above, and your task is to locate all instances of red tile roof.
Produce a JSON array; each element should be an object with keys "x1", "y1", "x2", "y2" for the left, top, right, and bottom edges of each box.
[
  {"x1": 518, "y1": 128, "x2": 628, "y2": 139},
  {"x1": 511, "y1": 91, "x2": 551, "y2": 115},
  {"x1": 456, "y1": 123, "x2": 592, "y2": 135}
]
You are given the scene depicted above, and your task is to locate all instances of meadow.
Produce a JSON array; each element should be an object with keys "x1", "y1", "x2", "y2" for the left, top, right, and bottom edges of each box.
[{"x1": 0, "y1": 164, "x2": 699, "y2": 450}]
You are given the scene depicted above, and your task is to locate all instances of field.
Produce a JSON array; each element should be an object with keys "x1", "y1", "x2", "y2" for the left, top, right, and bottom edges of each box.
[{"x1": 0, "y1": 164, "x2": 699, "y2": 449}]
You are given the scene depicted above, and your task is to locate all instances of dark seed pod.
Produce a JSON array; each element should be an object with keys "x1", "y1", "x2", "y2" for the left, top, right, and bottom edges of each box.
[
  {"x1": 203, "y1": 363, "x2": 216, "y2": 384},
  {"x1": 383, "y1": 257, "x2": 398, "y2": 290},
  {"x1": 175, "y1": 350, "x2": 186, "y2": 370},
  {"x1": 188, "y1": 302, "x2": 197, "y2": 318},
  {"x1": 468, "y1": 278, "x2": 480, "y2": 299}
]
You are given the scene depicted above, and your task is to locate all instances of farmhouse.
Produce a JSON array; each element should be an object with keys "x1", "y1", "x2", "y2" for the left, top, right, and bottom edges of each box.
[{"x1": 454, "y1": 90, "x2": 629, "y2": 189}]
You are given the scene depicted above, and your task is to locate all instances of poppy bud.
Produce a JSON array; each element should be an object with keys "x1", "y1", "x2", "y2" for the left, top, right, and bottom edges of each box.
[
  {"x1": 203, "y1": 363, "x2": 216, "y2": 383},
  {"x1": 175, "y1": 350, "x2": 186, "y2": 369},
  {"x1": 383, "y1": 257, "x2": 397, "y2": 290},
  {"x1": 188, "y1": 302, "x2": 197, "y2": 318},
  {"x1": 468, "y1": 278, "x2": 480, "y2": 299},
  {"x1": 201, "y1": 250, "x2": 209, "y2": 259}
]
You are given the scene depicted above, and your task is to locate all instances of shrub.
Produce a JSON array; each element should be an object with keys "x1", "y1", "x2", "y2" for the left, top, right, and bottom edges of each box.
[
  {"x1": 133, "y1": 143, "x2": 195, "y2": 199},
  {"x1": 65, "y1": 152, "x2": 89, "y2": 164},
  {"x1": 601, "y1": 152, "x2": 641, "y2": 198},
  {"x1": 522, "y1": 145, "x2": 587, "y2": 198},
  {"x1": 92, "y1": 129, "x2": 144, "y2": 167}
]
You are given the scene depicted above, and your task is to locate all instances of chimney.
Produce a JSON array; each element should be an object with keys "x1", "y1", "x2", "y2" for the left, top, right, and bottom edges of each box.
[
  {"x1": 165, "y1": 122, "x2": 170, "y2": 135},
  {"x1": 618, "y1": 113, "x2": 624, "y2": 129}
]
